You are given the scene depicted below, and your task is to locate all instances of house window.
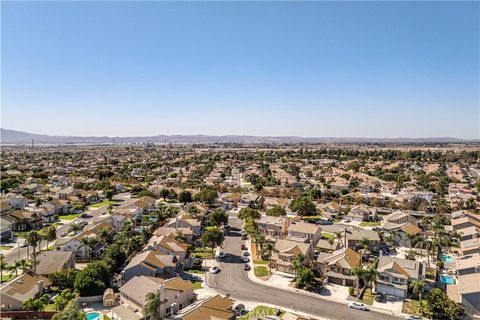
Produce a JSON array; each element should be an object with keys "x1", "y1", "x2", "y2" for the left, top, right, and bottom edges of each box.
[{"x1": 166, "y1": 307, "x2": 171, "y2": 314}]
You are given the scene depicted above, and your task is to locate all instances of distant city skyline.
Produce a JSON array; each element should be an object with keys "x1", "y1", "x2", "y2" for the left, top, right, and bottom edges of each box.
[{"x1": 1, "y1": 1, "x2": 479, "y2": 139}]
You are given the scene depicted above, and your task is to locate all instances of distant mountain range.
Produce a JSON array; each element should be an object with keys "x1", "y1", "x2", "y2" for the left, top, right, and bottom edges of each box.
[{"x1": 1, "y1": 128, "x2": 477, "y2": 145}]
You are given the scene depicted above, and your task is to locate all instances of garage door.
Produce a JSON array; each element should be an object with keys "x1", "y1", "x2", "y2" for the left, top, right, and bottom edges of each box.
[
  {"x1": 329, "y1": 277, "x2": 344, "y2": 285},
  {"x1": 378, "y1": 284, "x2": 405, "y2": 297}
]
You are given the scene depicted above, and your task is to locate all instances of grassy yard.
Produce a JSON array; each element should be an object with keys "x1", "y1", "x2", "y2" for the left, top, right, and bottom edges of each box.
[
  {"x1": 360, "y1": 288, "x2": 375, "y2": 305},
  {"x1": 43, "y1": 304, "x2": 56, "y2": 311},
  {"x1": 240, "y1": 306, "x2": 284, "y2": 320},
  {"x1": 359, "y1": 221, "x2": 381, "y2": 227},
  {"x1": 402, "y1": 299, "x2": 422, "y2": 315},
  {"x1": 192, "y1": 248, "x2": 214, "y2": 259},
  {"x1": 191, "y1": 281, "x2": 203, "y2": 290},
  {"x1": 321, "y1": 232, "x2": 335, "y2": 240},
  {"x1": 103, "y1": 315, "x2": 111, "y2": 320},
  {"x1": 89, "y1": 200, "x2": 118, "y2": 208},
  {"x1": 59, "y1": 213, "x2": 80, "y2": 220},
  {"x1": 253, "y1": 259, "x2": 269, "y2": 265},
  {"x1": 185, "y1": 269, "x2": 205, "y2": 274},
  {"x1": 1, "y1": 274, "x2": 14, "y2": 283},
  {"x1": 13, "y1": 231, "x2": 29, "y2": 238},
  {"x1": 0, "y1": 245, "x2": 13, "y2": 250},
  {"x1": 254, "y1": 266, "x2": 269, "y2": 277}
]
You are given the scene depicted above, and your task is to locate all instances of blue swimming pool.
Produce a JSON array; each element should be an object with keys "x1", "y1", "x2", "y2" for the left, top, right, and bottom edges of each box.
[
  {"x1": 440, "y1": 275, "x2": 455, "y2": 284},
  {"x1": 441, "y1": 254, "x2": 455, "y2": 263},
  {"x1": 86, "y1": 312, "x2": 101, "y2": 320}
]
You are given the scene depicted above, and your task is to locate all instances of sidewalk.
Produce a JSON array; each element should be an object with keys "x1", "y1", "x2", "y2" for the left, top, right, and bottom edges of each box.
[{"x1": 244, "y1": 239, "x2": 407, "y2": 319}]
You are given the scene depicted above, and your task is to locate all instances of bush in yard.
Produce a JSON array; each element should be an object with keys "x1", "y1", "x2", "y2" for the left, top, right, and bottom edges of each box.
[{"x1": 349, "y1": 287, "x2": 355, "y2": 296}]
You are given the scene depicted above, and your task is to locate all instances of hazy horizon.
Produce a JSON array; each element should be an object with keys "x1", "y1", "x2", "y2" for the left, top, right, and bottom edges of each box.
[{"x1": 2, "y1": 1, "x2": 479, "y2": 139}]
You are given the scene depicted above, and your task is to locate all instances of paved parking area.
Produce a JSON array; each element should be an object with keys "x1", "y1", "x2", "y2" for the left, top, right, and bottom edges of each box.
[
  {"x1": 320, "y1": 283, "x2": 350, "y2": 303},
  {"x1": 372, "y1": 296, "x2": 404, "y2": 314}
]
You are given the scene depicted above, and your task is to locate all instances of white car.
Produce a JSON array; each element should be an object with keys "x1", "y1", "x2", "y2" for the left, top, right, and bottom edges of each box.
[
  {"x1": 243, "y1": 251, "x2": 250, "y2": 257},
  {"x1": 405, "y1": 316, "x2": 422, "y2": 320},
  {"x1": 348, "y1": 302, "x2": 367, "y2": 311},
  {"x1": 218, "y1": 252, "x2": 225, "y2": 259},
  {"x1": 211, "y1": 266, "x2": 220, "y2": 274}
]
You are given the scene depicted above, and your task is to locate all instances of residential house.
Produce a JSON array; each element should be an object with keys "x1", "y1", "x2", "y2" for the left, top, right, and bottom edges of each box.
[
  {"x1": 346, "y1": 204, "x2": 377, "y2": 222},
  {"x1": 238, "y1": 194, "x2": 264, "y2": 209},
  {"x1": 272, "y1": 239, "x2": 314, "y2": 274},
  {"x1": 343, "y1": 229, "x2": 381, "y2": 252},
  {"x1": 0, "y1": 217, "x2": 13, "y2": 241},
  {"x1": 286, "y1": 222, "x2": 321, "y2": 246},
  {"x1": 460, "y1": 238, "x2": 480, "y2": 256},
  {"x1": 8, "y1": 210, "x2": 43, "y2": 231},
  {"x1": 179, "y1": 294, "x2": 235, "y2": 320},
  {"x1": 316, "y1": 248, "x2": 361, "y2": 287},
  {"x1": 0, "y1": 273, "x2": 50, "y2": 310},
  {"x1": 164, "y1": 214, "x2": 202, "y2": 236},
  {"x1": 145, "y1": 234, "x2": 190, "y2": 264},
  {"x1": 122, "y1": 249, "x2": 180, "y2": 283},
  {"x1": 34, "y1": 251, "x2": 75, "y2": 277},
  {"x1": 455, "y1": 254, "x2": 480, "y2": 276},
  {"x1": 156, "y1": 227, "x2": 195, "y2": 243},
  {"x1": 111, "y1": 276, "x2": 194, "y2": 320},
  {"x1": 256, "y1": 215, "x2": 290, "y2": 238},
  {"x1": 381, "y1": 210, "x2": 418, "y2": 231},
  {"x1": 447, "y1": 273, "x2": 480, "y2": 317},
  {"x1": 376, "y1": 255, "x2": 425, "y2": 298}
]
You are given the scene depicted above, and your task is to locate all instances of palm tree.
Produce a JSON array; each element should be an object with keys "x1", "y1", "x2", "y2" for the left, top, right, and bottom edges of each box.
[
  {"x1": 351, "y1": 266, "x2": 364, "y2": 299},
  {"x1": 98, "y1": 227, "x2": 111, "y2": 244},
  {"x1": 409, "y1": 280, "x2": 425, "y2": 306},
  {"x1": 144, "y1": 289, "x2": 163, "y2": 319},
  {"x1": 25, "y1": 230, "x2": 41, "y2": 273},
  {"x1": 80, "y1": 237, "x2": 99, "y2": 260},
  {"x1": 260, "y1": 241, "x2": 278, "y2": 273},
  {"x1": 359, "y1": 237, "x2": 371, "y2": 262},
  {"x1": 363, "y1": 265, "x2": 378, "y2": 291},
  {"x1": 0, "y1": 255, "x2": 8, "y2": 281},
  {"x1": 291, "y1": 254, "x2": 305, "y2": 277},
  {"x1": 68, "y1": 223, "x2": 82, "y2": 235},
  {"x1": 44, "y1": 225, "x2": 57, "y2": 249},
  {"x1": 16, "y1": 258, "x2": 31, "y2": 274}
]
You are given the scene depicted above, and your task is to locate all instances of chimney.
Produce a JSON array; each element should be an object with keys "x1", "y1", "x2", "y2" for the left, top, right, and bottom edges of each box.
[
  {"x1": 159, "y1": 283, "x2": 165, "y2": 301},
  {"x1": 37, "y1": 280, "x2": 44, "y2": 294}
]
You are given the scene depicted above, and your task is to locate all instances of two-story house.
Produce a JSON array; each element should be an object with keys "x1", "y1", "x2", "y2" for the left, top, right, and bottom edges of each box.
[
  {"x1": 272, "y1": 239, "x2": 313, "y2": 274},
  {"x1": 286, "y1": 222, "x2": 321, "y2": 246},
  {"x1": 376, "y1": 255, "x2": 425, "y2": 298},
  {"x1": 256, "y1": 215, "x2": 290, "y2": 238},
  {"x1": 111, "y1": 276, "x2": 194, "y2": 320},
  {"x1": 316, "y1": 248, "x2": 361, "y2": 287},
  {"x1": 122, "y1": 249, "x2": 180, "y2": 283}
]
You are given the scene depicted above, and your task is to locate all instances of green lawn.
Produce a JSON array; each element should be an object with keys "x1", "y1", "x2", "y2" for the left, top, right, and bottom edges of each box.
[
  {"x1": 1, "y1": 274, "x2": 14, "y2": 283},
  {"x1": 89, "y1": 200, "x2": 118, "y2": 209},
  {"x1": 254, "y1": 266, "x2": 269, "y2": 277},
  {"x1": 359, "y1": 221, "x2": 381, "y2": 227},
  {"x1": 13, "y1": 231, "x2": 29, "y2": 238},
  {"x1": 0, "y1": 245, "x2": 13, "y2": 250},
  {"x1": 59, "y1": 213, "x2": 80, "y2": 220},
  {"x1": 192, "y1": 281, "x2": 203, "y2": 290},
  {"x1": 185, "y1": 269, "x2": 205, "y2": 274},
  {"x1": 321, "y1": 232, "x2": 335, "y2": 240},
  {"x1": 402, "y1": 299, "x2": 422, "y2": 315},
  {"x1": 240, "y1": 306, "x2": 284, "y2": 320},
  {"x1": 360, "y1": 288, "x2": 375, "y2": 305},
  {"x1": 191, "y1": 250, "x2": 214, "y2": 259},
  {"x1": 103, "y1": 315, "x2": 111, "y2": 320},
  {"x1": 253, "y1": 260, "x2": 269, "y2": 265}
]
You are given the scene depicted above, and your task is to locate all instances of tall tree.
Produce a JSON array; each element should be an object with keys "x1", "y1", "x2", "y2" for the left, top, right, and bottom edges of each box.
[
  {"x1": 144, "y1": 289, "x2": 163, "y2": 319},
  {"x1": 25, "y1": 230, "x2": 41, "y2": 273}
]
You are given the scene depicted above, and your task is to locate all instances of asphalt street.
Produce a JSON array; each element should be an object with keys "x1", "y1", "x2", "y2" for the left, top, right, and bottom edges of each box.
[{"x1": 206, "y1": 212, "x2": 400, "y2": 320}]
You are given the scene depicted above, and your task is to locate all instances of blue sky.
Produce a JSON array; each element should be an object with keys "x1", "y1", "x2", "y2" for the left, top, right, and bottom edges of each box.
[{"x1": 2, "y1": 1, "x2": 479, "y2": 138}]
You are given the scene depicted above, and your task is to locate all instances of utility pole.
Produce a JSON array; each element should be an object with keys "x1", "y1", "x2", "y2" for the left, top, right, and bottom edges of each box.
[{"x1": 31, "y1": 138, "x2": 34, "y2": 150}]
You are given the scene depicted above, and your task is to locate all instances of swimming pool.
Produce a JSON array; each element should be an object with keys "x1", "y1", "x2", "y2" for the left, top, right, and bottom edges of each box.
[
  {"x1": 441, "y1": 254, "x2": 455, "y2": 263},
  {"x1": 86, "y1": 312, "x2": 102, "y2": 320},
  {"x1": 440, "y1": 275, "x2": 455, "y2": 284}
]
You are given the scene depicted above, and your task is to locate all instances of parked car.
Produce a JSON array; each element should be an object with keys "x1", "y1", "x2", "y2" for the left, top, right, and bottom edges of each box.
[
  {"x1": 243, "y1": 251, "x2": 250, "y2": 257},
  {"x1": 348, "y1": 302, "x2": 367, "y2": 311},
  {"x1": 405, "y1": 316, "x2": 422, "y2": 320},
  {"x1": 80, "y1": 213, "x2": 92, "y2": 218},
  {"x1": 20, "y1": 242, "x2": 28, "y2": 248},
  {"x1": 60, "y1": 232, "x2": 68, "y2": 237},
  {"x1": 218, "y1": 252, "x2": 225, "y2": 259},
  {"x1": 241, "y1": 234, "x2": 248, "y2": 240},
  {"x1": 344, "y1": 219, "x2": 352, "y2": 223},
  {"x1": 211, "y1": 266, "x2": 220, "y2": 274},
  {"x1": 241, "y1": 244, "x2": 247, "y2": 250},
  {"x1": 234, "y1": 304, "x2": 247, "y2": 316},
  {"x1": 242, "y1": 257, "x2": 249, "y2": 263},
  {"x1": 316, "y1": 218, "x2": 333, "y2": 225},
  {"x1": 375, "y1": 293, "x2": 384, "y2": 302},
  {"x1": 244, "y1": 264, "x2": 251, "y2": 271}
]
